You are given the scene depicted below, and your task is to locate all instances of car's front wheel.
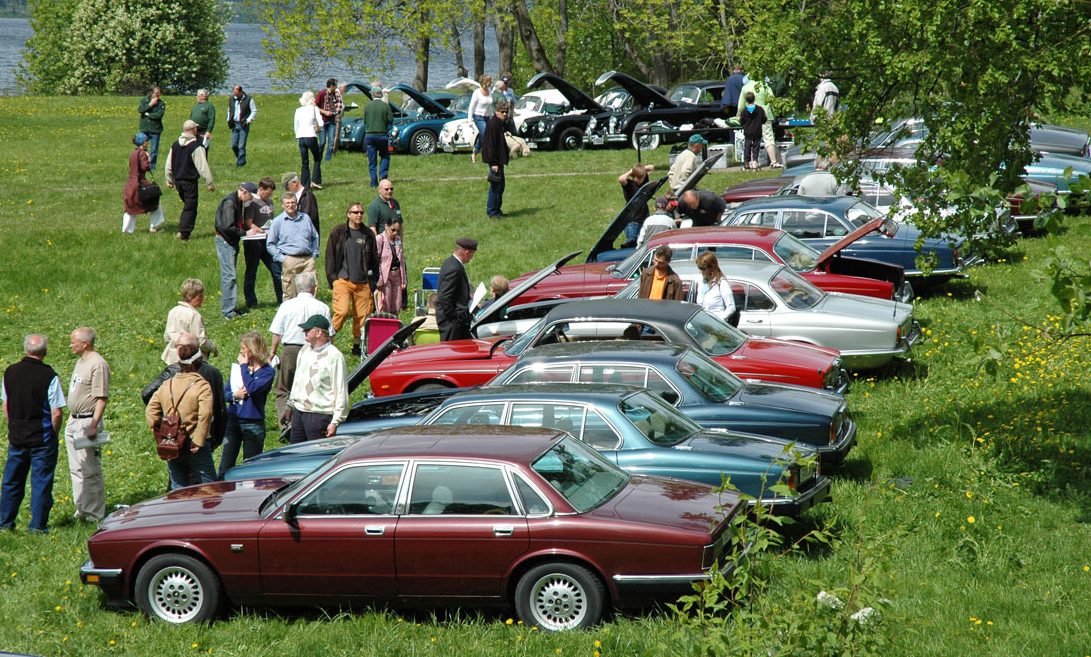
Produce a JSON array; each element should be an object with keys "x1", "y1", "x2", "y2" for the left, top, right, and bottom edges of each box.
[
  {"x1": 631, "y1": 131, "x2": 660, "y2": 151},
  {"x1": 558, "y1": 127, "x2": 584, "y2": 151},
  {"x1": 409, "y1": 129, "x2": 437, "y2": 155},
  {"x1": 135, "y1": 554, "x2": 223, "y2": 624},
  {"x1": 515, "y1": 562, "x2": 604, "y2": 631},
  {"x1": 412, "y1": 381, "x2": 453, "y2": 392}
]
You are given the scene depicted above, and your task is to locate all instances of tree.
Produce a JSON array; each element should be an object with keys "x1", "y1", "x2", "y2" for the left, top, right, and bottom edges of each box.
[{"x1": 19, "y1": 0, "x2": 226, "y2": 94}]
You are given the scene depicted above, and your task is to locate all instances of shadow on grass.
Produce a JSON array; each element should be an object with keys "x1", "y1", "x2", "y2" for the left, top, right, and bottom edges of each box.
[
  {"x1": 913, "y1": 277, "x2": 983, "y2": 301},
  {"x1": 834, "y1": 454, "x2": 874, "y2": 482},
  {"x1": 888, "y1": 386, "x2": 1091, "y2": 521}
]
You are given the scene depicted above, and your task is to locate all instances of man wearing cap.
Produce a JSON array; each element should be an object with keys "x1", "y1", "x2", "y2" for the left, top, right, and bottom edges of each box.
[
  {"x1": 214, "y1": 183, "x2": 258, "y2": 319},
  {"x1": 281, "y1": 171, "x2": 320, "y2": 234},
  {"x1": 286, "y1": 314, "x2": 347, "y2": 442},
  {"x1": 266, "y1": 191, "x2": 320, "y2": 299},
  {"x1": 638, "y1": 196, "x2": 680, "y2": 246},
  {"x1": 367, "y1": 178, "x2": 402, "y2": 235},
  {"x1": 436, "y1": 238, "x2": 478, "y2": 341},
  {"x1": 268, "y1": 273, "x2": 334, "y2": 424},
  {"x1": 227, "y1": 85, "x2": 257, "y2": 167},
  {"x1": 165, "y1": 119, "x2": 216, "y2": 241},
  {"x1": 669, "y1": 134, "x2": 707, "y2": 194},
  {"x1": 64, "y1": 327, "x2": 109, "y2": 523},
  {"x1": 679, "y1": 189, "x2": 728, "y2": 227},
  {"x1": 326, "y1": 202, "x2": 380, "y2": 356},
  {"x1": 363, "y1": 84, "x2": 394, "y2": 188},
  {"x1": 494, "y1": 74, "x2": 516, "y2": 107}
]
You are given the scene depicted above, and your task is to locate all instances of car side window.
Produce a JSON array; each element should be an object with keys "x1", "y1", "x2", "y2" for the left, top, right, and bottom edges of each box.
[
  {"x1": 643, "y1": 369, "x2": 678, "y2": 399},
  {"x1": 408, "y1": 464, "x2": 516, "y2": 516},
  {"x1": 578, "y1": 364, "x2": 647, "y2": 387},
  {"x1": 581, "y1": 408, "x2": 622, "y2": 450},
  {"x1": 702, "y1": 245, "x2": 767, "y2": 262},
  {"x1": 782, "y1": 211, "x2": 826, "y2": 238},
  {"x1": 744, "y1": 284, "x2": 777, "y2": 311},
  {"x1": 510, "y1": 402, "x2": 587, "y2": 437},
  {"x1": 430, "y1": 403, "x2": 506, "y2": 426},
  {"x1": 295, "y1": 463, "x2": 405, "y2": 516},
  {"x1": 736, "y1": 211, "x2": 778, "y2": 227},
  {"x1": 512, "y1": 473, "x2": 551, "y2": 515},
  {"x1": 505, "y1": 365, "x2": 575, "y2": 384}
]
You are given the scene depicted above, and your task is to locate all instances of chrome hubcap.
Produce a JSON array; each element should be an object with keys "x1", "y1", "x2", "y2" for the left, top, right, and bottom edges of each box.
[
  {"x1": 530, "y1": 573, "x2": 586, "y2": 630},
  {"x1": 149, "y1": 566, "x2": 203, "y2": 623}
]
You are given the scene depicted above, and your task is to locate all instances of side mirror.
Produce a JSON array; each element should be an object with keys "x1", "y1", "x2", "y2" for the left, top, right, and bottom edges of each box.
[
  {"x1": 659, "y1": 390, "x2": 680, "y2": 405},
  {"x1": 283, "y1": 501, "x2": 299, "y2": 526}
]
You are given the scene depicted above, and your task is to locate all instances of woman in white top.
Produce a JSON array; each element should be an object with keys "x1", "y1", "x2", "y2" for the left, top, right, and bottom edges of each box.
[
  {"x1": 293, "y1": 91, "x2": 324, "y2": 189},
  {"x1": 466, "y1": 74, "x2": 495, "y2": 162},
  {"x1": 695, "y1": 251, "x2": 739, "y2": 327}
]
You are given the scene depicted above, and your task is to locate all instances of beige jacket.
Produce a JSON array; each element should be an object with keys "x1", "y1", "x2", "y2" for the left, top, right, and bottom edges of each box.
[
  {"x1": 161, "y1": 302, "x2": 217, "y2": 365},
  {"x1": 146, "y1": 372, "x2": 213, "y2": 447}
]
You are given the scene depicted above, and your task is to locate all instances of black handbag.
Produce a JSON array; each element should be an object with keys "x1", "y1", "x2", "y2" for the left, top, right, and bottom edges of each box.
[{"x1": 139, "y1": 181, "x2": 162, "y2": 205}]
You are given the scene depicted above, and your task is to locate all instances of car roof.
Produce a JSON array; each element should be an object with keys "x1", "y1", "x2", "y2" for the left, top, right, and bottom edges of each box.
[
  {"x1": 542, "y1": 298, "x2": 700, "y2": 324},
  {"x1": 647, "y1": 225, "x2": 784, "y2": 246},
  {"x1": 452, "y1": 382, "x2": 639, "y2": 403},
  {"x1": 733, "y1": 195, "x2": 862, "y2": 212},
  {"x1": 340, "y1": 424, "x2": 565, "y2": 463},
  {"x1": 518, "y1": 340, "x2": 689, "y2": 362},
  {"x1": 669, "y1": 259, "x2": 783, "y2": 283}
]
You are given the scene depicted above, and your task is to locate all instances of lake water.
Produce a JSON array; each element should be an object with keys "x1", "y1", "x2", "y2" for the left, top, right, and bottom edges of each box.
[{"x1": 0, "y1": 18, "x2": 497, "y2": 95}]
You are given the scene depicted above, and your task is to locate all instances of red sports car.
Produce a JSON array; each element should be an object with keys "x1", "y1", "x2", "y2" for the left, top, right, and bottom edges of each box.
[
  {"x1": 510, "y1": 226, "x2": 908, "y2": 305},
  {"x1": 368, "y1": 298, "x2": 848, "y2": 396},
  {"x1": 81, "y1": 425, "x2": 747, "y2": 630}
]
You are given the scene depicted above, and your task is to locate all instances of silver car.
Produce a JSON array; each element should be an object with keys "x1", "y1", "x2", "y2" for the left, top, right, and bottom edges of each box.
[{"x1": 619, "y1": 260, "x2": 921, "y2": 370}]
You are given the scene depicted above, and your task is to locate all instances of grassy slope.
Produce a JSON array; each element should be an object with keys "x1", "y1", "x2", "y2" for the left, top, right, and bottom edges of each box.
[{"x1": 0, "y1": 95, "x2": 1088, "y2": 656}]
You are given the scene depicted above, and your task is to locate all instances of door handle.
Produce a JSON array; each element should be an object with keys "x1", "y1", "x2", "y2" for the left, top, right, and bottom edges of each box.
[
  {"x1": 493, "y1": 525, "x2": 515, "y2": 536},
  {"x1": 745, "y1": 319, "x2": 763, "y2": 323},
  {"x1": 364, "y1": 526, "x2": 385, "y2": 536}
]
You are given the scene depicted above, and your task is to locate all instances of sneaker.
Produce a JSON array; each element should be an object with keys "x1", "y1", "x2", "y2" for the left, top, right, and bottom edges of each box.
[
  {"x1": 149, "y1": 226, "x2": 158, "y2": 233},
  {"x1": 770, "y1": 162, "x2": 783, "y2": 169},
  {"x1": 223, "y1": 311, "x2": 240, "y2": 320},
  {"x1": 311, "y1": 182, "x2": 323, "y2": 190},
  {"x1": 176, "y1": 232, "x2": 187, "y2": 241}
]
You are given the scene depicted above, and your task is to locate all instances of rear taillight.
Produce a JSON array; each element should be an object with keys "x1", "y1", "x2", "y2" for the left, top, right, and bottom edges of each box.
[{"x1": 787, "y1": 466, "x2": 798, "y2": 491}]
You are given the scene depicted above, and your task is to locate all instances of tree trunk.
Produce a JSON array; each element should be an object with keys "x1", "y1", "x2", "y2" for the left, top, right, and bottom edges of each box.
[
  {"x1": 413, "y1": 34, "x2": 430, "y2": 90},
  {"x1": 510, "y1": 0, "x2": 553, "y2": 73},
  {"x1": 495, "y1": 14, "x2": 516, "y2": 75},
  {"x1": 473, "y1": 16, "x2": 486, "y2": 79},
  {"x1": 450, "y1": 21, "x2": 467, "y2": 78},
  {"x1": 555, "y1": 0, "x2": 567, "y2": 77}
]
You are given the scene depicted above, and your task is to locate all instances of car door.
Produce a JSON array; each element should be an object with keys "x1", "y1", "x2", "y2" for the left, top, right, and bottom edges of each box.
[
  {"x1": 730, "y1": 281, "x2": 776, "y2": 337},
  {"x1": 394, "y1": 462, "x2": 529, "y2": 598},
  {"x1": 509, "y1": 401, "x2": 624, "y2": 453},
  {"x1": 257, "y1": 462, "x2": 405, "y2": 599}
]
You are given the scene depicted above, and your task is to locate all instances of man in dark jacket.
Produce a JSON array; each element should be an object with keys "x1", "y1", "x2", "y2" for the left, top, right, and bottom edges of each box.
[
  {"x1": 679, "y1": 189, "x2": 727, "y2": 227},
  {"x1": 481, "y1": 102, "x2": 511, "y2": 218},
  {"x1": 325, "y1": 202, "x2": 381, "y2": 356},
  {"x1": 227, "y1": 85, "x2": 257, "y2": 167},
  {"x1": 141, "y1": 332, "x2": 226, "y2": 450},
  {"x1": 721, "y1": 64, "x2": 746, "y2": 117},
  {"x1": 637, "y1": 245, "x2": 685, "y2": 301},
  {"x1": 165, "y1": 120, "x2": 216, "y2": 241},
  {"x1": 436, "y1": 237, "x2": 478, "y2": 341},
  {"x1": 214, "y1": 182, "x2": 257, "y2": 320},
  {"x1": 137, "y1": 85, "x2": 166, "y2": 171}
]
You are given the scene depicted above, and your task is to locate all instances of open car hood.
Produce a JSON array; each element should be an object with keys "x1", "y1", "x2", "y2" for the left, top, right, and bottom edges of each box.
[
  {"x1": 347, "y1": 317, "x2": 427, "y2": 393},
  {"x1": 527, "y1": 72, "x2": 606, "y2": 113},
  {"x1": 816, "y1": 218, "x2": 889, "y2": 265},
  {"x1": 595, "y1": 70, "x2": 677, "y2": 109},
  {"x1": 587, "y1": 176, "x2": 668, "y2": 263},
  {"x1": 471, "y1": 251, "x2": 583, "y2": 330},
  {"x1": 676, "y1": 151, "x2": 724, "y2": 197},
  {"x1": 445, "y1": 77, "x2": 481, "y2": 93},
  {"x1": 344, "y1": 81, "x2": 376, "y2": 96},
  {"x1": 389, "y1": 83, "x2": 454, "y2": 118}
]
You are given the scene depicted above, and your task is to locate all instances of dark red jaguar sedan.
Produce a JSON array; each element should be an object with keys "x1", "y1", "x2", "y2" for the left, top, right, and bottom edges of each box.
[{"x1": 81, "y1": 426, "x2": 746, "y2": 631}]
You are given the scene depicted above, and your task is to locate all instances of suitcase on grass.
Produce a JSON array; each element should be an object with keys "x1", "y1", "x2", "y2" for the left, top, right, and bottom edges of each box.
[{"x1": 364, "y1": 314, "x2": 403, "y2": 354}]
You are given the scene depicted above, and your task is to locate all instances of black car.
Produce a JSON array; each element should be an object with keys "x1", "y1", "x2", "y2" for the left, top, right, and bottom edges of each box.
[
  {"x1": 585, "y1": 72, "x2": 735, "y2": 151},
  {"x1": 518, "y1": 72, "x2": 622, "y2": 151}
]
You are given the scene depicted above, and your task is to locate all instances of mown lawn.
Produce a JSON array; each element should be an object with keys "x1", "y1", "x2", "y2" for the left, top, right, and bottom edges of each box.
[{"x1": 0, "y1": 94, "x2": 1088, "y2": 656}]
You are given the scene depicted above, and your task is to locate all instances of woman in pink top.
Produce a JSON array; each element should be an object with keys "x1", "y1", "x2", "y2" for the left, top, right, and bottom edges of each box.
[{"x1": 374, "y1": 217, "x2": 407, "y2": 314}]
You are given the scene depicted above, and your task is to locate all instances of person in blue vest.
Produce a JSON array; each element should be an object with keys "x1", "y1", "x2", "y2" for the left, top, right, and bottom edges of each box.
[
  {"x1": 0, "y1": 334, "x2": 67, "y2": 533},
  {"x1": 227, "y1": 85, "x2": 258, "y2": 167}
]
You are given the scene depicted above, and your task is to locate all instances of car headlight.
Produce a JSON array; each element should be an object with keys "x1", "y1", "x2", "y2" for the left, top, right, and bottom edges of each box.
[
  {"x1": 609, "y1": 116, "x2": 617, "y2": 131},
  {"x1": 587, "y1": 117, "x2": 597, "y2": 130},
  {"x1": 390, "y1": 127, "x2": 399, "y2": 138}
]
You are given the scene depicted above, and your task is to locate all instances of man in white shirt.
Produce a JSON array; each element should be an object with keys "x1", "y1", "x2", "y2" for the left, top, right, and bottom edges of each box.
[
  {"x1": 668, "y1": 134, "x2": 706, "y2": 194},
  {"x1": 268, "y1": 272, "x2": 334, "y2": 423},
  {"x1": 796, "y1": 158, "x2": 847, "y2": 197},
  {"x1": 287, "y1": 314, "x2": 347, "y2": 442}
]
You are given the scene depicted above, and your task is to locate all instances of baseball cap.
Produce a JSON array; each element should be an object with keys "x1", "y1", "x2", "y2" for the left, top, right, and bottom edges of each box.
[
  {"x1": 456, "y1": 237, "x2": 478, "y2": 250},
  {"x1": 240, "y1": 182, "x2": 258, "y2": 193},
  {"x1": 299, "y1": 314, "x2": 331, "y2": 332},
  {"x1": 688, "y1": 134, "x2": 708, "y2": 145}
]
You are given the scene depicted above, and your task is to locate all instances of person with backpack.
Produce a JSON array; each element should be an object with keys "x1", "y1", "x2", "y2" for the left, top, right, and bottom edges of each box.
[{"x1": 145, "y1": 342, "x2": 215, "y2": 490}]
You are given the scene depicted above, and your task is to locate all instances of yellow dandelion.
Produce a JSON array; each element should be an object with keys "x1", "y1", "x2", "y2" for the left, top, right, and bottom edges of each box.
[
  {"x1": 1083, "y1": 565, "x2": 1089, "y2": 572},
  {"x1": 965, "y1": 491, "x2": 973, "y2": 499},
  {"x1": 192, "y1": 643, "x2": 199, "y2": 649},
  {"x1": 109, "y1": 640, "x2": 116, "y2": 646},
  {"x1": 506, "y1": 618, "x2": 514, "y2": 625},
  {"x1": 967, "y1": 516, "x2": 975, "y2": 523},
  {"x1": 594, "y1": 640, "x2": 602, "y2": 648}
]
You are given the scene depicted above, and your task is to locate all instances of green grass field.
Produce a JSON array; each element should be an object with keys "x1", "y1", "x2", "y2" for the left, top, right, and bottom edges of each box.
[{"x1": 0, "y1": 94, "x2": 1088, "y2": 656}]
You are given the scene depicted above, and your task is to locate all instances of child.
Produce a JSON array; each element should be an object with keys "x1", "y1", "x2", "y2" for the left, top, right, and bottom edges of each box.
[{"x1": 739, "y1": 92, "x2": 767, "y2": 170}]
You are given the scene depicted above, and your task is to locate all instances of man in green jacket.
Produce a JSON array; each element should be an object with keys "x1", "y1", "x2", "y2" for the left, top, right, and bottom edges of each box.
[
  {"x1": 363, "y1": 84, "x2": 393, "y2": 188},
  {"x1": 190, "y1": 88, "x2": 216, "y2": 150},
  {"x1": 137, "y1": 85, "x2": 166, "y2": 171}
]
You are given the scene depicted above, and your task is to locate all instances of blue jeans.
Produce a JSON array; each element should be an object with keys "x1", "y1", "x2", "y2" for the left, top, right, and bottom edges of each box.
[
  {"x1": 473, "y1": 117, "x2": 488, "y2": 154},
  {"x1": 0, "y1": 440, "x2": 58, "y2": 532},
  {"x1": 243, "y1": 239, "x2": 282, "y2": 307},
  {"x1": 217, "y1": 415, "x2": 267, "y2": 478},
  {"x1": 214, "y1": 235, "x2": 239, "y2": 317},
  {"x1": 487, "y1": 165, "x2": 505, "y2": 217},
  {"x1": 365, "y1": 135, "x2": 390, "y2": 187},
  {"x1": 624, "y1": 221, "x2": 642, "y2": 245},
  {"x1": 231, "y1": 124, "x2": 250, "y2": 166},
  {"x1": 321, "y1": 122, "x2": 339, "y2": 161},
  {"x1": 143, "y1": 132, "x2": 161, "y2": 171},
  {"x1": 167, "y1": 443, "x2": 217, "y2": 491},
  {"x1": 297, "y1": 137, "x2": 322, "y2": 187}
]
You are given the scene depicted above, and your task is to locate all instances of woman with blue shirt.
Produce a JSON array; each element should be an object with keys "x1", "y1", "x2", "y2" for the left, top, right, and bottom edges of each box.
[
  {"x1": 695, "y1": 251, "x2": 740, "y2": 327},
  {"x1": 217, "y1": 332, "x2": 275, "y2": 478}
]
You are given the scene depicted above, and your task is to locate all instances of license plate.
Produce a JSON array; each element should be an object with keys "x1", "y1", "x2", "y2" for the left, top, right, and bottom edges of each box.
[{"x1": 528, "y1": 142, "x2": 538, "y2": 149}]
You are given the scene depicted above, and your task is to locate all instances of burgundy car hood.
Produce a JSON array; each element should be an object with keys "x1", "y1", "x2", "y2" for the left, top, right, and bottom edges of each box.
[
  {"x1": 590, "y1": 475, "x2": 741, "y2": 533},
  {"x1": 381, "y1": 338, "x2": 507, "y2": 367},
  {"x1": 511, "y1": 261, "x2": 617, "y2": 302},
  {"x1": 99, "y1": 479, "x2": 288, "y2": 530},
  {"x1": 816, "y1": 218, "x2": 886, "y2": 265},
  {"x1": 734, "y1": 338, "x2": 840, "y2": 371}
]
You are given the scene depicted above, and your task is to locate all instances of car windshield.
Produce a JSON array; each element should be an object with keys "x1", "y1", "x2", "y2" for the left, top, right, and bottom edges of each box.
[
  {"x1": 504, "y1": 317, "x2": 546, "y2": 357},
  {"x1": 260, "y1": 455, "x2": 339, "y2": 517},
  {"x1": 616, "y1": 245, "x2": 652, "y2": 278},
  {"x1": 668, "y1": 84, "x2": 700, "y2": 104},
  {"x1": 684, "y1": 309, "x2": 747, "y2": 356},
  {"x1": 531, "y1": 437, "x2": 629, "y2": 512},
  {"x1": 846, "y1": 200, "x2": 885, "y2": 228},
  {"x1": 676, "y1": 350, "x2": 743, "y2": 402},
  {"x1": 772, "y1": 233, "x2": 820, "y2": 272},
  {"x1": 450, "y1": 94, "x2": 472, "y2": 113},
  {"x1": 768, "y1": 268, "x2": 825, "y2": 309},
  {"x1": 619, "y1": 391, "x2": 700, "y2": 446},
  {"x1": 595, "y1": 89, "x2": 630, "y2": 111},
  {"x1": 515, "y1": 96, "x2": 542, "y2": 112}
]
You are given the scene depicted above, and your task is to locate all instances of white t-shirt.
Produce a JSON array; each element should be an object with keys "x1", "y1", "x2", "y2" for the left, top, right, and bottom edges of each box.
[
  {"x1": 467, "y1": 90, "x2": 495, "y2": 118},
  {"x1": 294, "y1": 105, "x2": 322, "y2": 139},
  {"x1": 697, "y1": 278, "x2": 737, "y2": 321}
]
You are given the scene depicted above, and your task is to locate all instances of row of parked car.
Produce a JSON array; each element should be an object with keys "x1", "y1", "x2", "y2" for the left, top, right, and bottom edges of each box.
[
  {"x1": 335, "y1": 72, "x2": 738, "y2": 155},
  {"x1": 78, "y1": 110, "x2": 1090, "y2": 632}
]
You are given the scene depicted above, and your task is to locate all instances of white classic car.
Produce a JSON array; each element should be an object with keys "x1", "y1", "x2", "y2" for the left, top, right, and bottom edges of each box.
[{"x1": 439, "y1": 87, "x2": 570, "y2": 153}]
